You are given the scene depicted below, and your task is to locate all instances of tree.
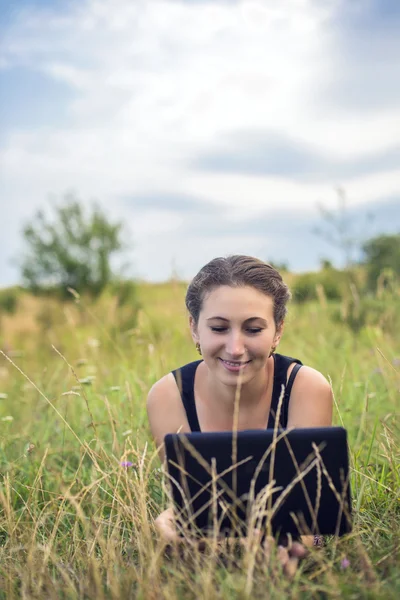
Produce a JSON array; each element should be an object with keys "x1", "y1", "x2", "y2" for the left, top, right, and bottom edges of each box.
[
  {"x1": 361, "y1": 233, "x2": 400, "y2": 291},
  {"x1": 20, "y1": 194, "x2": 129, "y2": 297},
  {"x1": 313, "y1": 188, "x2": 374, "y2": 268}
]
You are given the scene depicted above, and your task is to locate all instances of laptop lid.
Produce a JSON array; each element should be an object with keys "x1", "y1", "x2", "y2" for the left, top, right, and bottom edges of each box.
[{"x1": 164, "y1": 427, "x2": 352, "y2": 538}]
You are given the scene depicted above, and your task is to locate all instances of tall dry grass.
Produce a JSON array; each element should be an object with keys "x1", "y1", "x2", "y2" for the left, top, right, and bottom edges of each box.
[{"x1": 0, "y1": 281, "x2": 399, "y2": 598}]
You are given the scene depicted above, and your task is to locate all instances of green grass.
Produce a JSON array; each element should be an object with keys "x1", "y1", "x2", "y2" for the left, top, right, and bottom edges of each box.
[{"x1": 0, "y1": 283, "x2": 399, "y2": 599}]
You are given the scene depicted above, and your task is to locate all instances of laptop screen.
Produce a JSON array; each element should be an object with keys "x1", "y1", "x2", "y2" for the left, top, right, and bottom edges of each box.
[{"x1": 165, "y1": 427, "x2": 352, "y2": 538}]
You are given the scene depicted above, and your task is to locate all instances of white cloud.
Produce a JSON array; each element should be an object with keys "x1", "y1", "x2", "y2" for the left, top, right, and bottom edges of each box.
[{"x1": 0, "y1": 0, "x2": 399, "y2": 283}]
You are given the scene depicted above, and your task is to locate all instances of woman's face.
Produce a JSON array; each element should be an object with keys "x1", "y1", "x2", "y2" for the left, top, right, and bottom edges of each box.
[{"x1": 190, "y1": 285, "x2": 283, "y2": 386}]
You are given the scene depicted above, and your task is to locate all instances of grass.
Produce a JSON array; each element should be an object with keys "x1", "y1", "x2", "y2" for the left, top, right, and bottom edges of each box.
[{"x1": 0, "y1": 282, "x2": 399, "y2": 599}]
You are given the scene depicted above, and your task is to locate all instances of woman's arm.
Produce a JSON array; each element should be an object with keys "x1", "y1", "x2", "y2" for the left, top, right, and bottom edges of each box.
[
  {"x1": 147, "y1": 375, "x2": 191, "y2": 544},
  {"x1": 146, "y1": 373, "x2": 190, "y2": 462},
  {"x1": 287, "y1": 365, "x2": 333, "y2": 428}
]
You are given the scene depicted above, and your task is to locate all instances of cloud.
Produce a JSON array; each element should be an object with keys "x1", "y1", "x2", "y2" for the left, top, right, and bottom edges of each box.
[
  {"x1": 0, "y1": 0, "x2": 399, "y2": 285},
  {"x1": 171, "y1": 195, "x2": 399, "y2": 240},
  {"x1": 316, "y1": 0, "x2": 400, "y2": 114},
  {"x1": 122, "y1": 192, "x2": 221, "y2": 214},
  {"x1": 193, "y1": 130, "x2": 400, "y2": 181}
]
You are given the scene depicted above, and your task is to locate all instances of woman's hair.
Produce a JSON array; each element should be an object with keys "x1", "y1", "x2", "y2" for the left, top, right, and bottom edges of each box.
[{"x1": 185, "y1": 255, "x2": 291, "y2": 326}]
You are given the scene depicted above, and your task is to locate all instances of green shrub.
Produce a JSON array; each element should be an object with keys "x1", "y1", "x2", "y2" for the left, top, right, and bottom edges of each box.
[
  {"x1": 332, "y1": 286, "x2": 400, "y2": 334},
  {"x1": 112, "y1": 279, "x2": 138, "y2": 308},
  {"x1": 19, "y1": 195, "x2": 130, "y2": 298},
  {"x1": 0, "y1": 288, "x2": 20, "y2": 315},
  {"x1": 107, "y1": 279, "x2": 141, "y2": 336},
  {"x1": 292, "y1": 270, "x2": 343, "y2": 303},
  {"x1": 362, "y1": 233, "x2": 400, "y2": 291}
]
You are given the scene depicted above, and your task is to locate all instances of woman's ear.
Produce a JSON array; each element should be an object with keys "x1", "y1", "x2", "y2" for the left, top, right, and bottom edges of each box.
[
  {"x1": 274, "y1": 321, "x2": 284, "y2": 347},
  {"x1": 189, "y1": 315, "x2": 199, "y2": 344}
]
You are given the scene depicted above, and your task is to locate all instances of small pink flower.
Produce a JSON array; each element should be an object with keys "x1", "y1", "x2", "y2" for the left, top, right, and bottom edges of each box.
[
  {"x1": 341, "y1": 557, "x2": 350, "y2": 569},
  {"x1": 120, "y1": 461, "x2": 133, "y2": 468}
]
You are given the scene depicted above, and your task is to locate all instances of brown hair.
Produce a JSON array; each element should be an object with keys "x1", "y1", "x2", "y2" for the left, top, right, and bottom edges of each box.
[{"x1": 185, "y1": 255, "x2": 291, "y2": 326}]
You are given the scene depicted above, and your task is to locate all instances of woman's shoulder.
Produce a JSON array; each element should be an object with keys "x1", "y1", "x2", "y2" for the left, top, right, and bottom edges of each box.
[
  {"x1": 146, "y1": 359, "x2": 202, "y2": 413},
  {"x1": 275, "y1": 352, "x2": 329, "y2": 386},
  {"x1": 146, "y1": 372, "x2": 178, "y2": 409},
  {"x1": 149, "y1": 360, "x2": 202, "y2": 396},
  {"x1": 146, "y1": 368, "x2": 191, "y2": 453},
  {"x1": 286, "y1": 358, "x2": 333, "y2": 428}
]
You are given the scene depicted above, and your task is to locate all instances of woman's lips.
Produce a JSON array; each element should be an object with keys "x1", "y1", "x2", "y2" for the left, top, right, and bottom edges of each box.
[{"x1": 219, "y1": 358, "x2": 251, "y2": 372}]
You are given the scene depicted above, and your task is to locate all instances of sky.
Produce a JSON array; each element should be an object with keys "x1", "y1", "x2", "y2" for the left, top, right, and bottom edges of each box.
[{"x1": 0, "y1": 0, "x2": 399, "y2": 285}]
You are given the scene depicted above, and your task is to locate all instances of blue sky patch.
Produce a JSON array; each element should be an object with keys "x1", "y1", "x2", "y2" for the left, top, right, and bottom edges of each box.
[
  {"x1": 0, "y1": 67, "x2": 75, "y2": 137},
  {"x1": 0, "y1": 66, "x2": 75, "y2": 141}
]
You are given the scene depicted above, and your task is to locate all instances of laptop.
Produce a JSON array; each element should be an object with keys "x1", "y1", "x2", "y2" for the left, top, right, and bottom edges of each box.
[{"x1": 164, "y1": 427, "x2": 352, "y2": 539}]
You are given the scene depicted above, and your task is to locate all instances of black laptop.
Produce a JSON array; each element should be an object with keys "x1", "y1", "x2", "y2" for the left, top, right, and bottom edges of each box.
[{"x1": 164, "y1": 427, "x2": 352, "y2": 539}]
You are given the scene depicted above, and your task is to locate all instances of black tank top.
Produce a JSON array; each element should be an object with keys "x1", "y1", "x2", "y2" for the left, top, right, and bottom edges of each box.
[{"x1": 172, "y1": 353, "x2": 303, "y2": 431}]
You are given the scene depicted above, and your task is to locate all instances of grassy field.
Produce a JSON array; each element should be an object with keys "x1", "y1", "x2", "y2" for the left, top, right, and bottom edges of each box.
[{"x1": 0, "y1": 281, "x2": 399, "y2": 599}]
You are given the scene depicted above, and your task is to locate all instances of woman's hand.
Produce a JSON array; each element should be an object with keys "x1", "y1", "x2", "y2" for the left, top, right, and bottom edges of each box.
[
  {"x1": 267, "y1": 536, "x2": 308, "y2": 579},
  {"x1": 154, "y1": 507, "x2": 178, "y2": 544},
  {"x1": 241, "y1": 531, "x2": 308, "y2": 579},
  {"x1": 154, "y1": 508, "x2": 309, "y2": 578}
]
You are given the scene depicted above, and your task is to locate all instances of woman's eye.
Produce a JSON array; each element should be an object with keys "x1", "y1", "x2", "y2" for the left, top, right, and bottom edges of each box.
[{"x1": 210, "y1": 327, "x2": 263, "y2": 334}]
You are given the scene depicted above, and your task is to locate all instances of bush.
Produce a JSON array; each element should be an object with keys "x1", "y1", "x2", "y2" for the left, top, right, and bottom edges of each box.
[
  {"x1": 0, "y1": 288, "x2": 20, "y2": 315},
  {"x1": 333, "y1": 292, "x2": 400, "y2": 334},
  {"x1": 361, "y1": 233, "x2": 400, "y2": 291},
  {"x1": 112, "y1": 279, "x2": 138, "y2": 308},
  {"x1": 99, "y1": 279, "x2": 141, "y2": 337},
  {"x1": 292, "y1": 270, "x2": 344, "y2": 303},
  {"x1": 19, "y1": 195, "x2": 130, "y2": 298}
]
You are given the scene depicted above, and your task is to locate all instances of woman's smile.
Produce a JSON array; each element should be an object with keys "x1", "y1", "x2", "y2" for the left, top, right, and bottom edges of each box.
[{"x1": 219, "y1": 358, "x2": 252, "y2": 372}]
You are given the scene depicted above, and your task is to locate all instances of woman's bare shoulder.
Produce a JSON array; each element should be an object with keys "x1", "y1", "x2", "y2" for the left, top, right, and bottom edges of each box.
[
  {"x1": 147, "y1": 372, "x2": 179, "y2": 406},
  {"x1": 293, "y1": 365, "x2": 332, "y2": 394},
  {"x1": 146, "y1": 373, "x2": 190, "y2": 455},
  {"x1": 288, "y1": 365, "x2": 333, "y2": 428}
]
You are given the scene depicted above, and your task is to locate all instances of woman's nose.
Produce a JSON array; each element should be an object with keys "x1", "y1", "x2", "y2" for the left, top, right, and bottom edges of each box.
[{"x1": 225, "y1": 333, "x2": 245, "y2": 357}]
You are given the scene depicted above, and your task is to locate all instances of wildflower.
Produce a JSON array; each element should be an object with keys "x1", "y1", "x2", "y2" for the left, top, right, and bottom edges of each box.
[
  {"x1": 341, "y1": 557, "x2": 350, "y2": 569},
  {"x1": 0, "y1": 393, "x2": 8, "y2": 399},
  {"x1": 120, "y1": 461, "x2": 133, "y2": 468},
  {"x1": 371, "y1": 368, "x2": 383, "y2": 376},
  {"x1": 1, "y1": 415, "x2": 13, "y2": 422},
  {"x1": 25, "y1": 443, "x2": 35, "y2": 455}
]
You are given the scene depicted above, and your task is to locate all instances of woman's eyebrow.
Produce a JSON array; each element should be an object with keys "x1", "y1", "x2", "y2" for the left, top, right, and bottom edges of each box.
[
  {"x1": 206, "y1": 316, "x2": 230, "y2": 321},
  {"x1": 206, "y1": 316, "x2": 268, "y2": 325}
]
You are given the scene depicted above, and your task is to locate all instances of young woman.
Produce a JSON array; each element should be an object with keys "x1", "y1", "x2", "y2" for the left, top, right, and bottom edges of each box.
[{"x1": 147, "y1": 255, "x2": 333, "y2": 573}]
